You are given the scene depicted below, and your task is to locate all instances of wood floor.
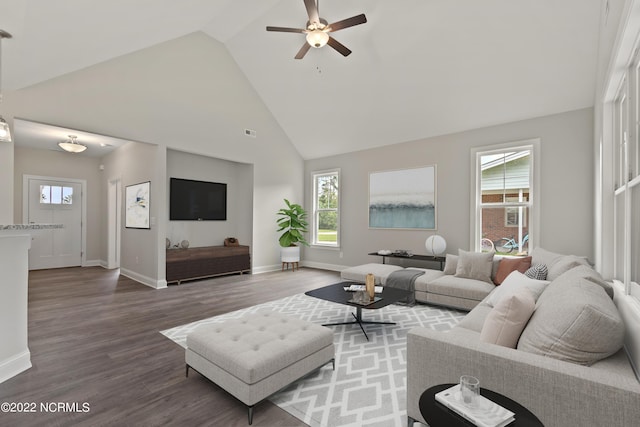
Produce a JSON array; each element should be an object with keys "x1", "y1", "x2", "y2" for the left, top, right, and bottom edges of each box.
[{"x1": 0, "y1": 266, "x2": 342, "y2": 427}]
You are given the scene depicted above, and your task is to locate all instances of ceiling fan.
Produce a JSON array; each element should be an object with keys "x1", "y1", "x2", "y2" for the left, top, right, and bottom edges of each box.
[{"x1": 266, "y1": 0, "x2": 367, "y2": 59}]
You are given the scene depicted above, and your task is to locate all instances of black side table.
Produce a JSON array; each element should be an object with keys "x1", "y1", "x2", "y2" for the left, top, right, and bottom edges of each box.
[{"x1": 418, "y1": 384, "x2": 543, "y2": 427}]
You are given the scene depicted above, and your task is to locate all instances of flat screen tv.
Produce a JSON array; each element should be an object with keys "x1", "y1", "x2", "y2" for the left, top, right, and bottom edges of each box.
[{"x1": 170, "y1": 178, "x2": 227, "y2": 221}]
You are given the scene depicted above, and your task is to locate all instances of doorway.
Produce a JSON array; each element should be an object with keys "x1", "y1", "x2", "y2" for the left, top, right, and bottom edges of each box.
[{"x1": 23, "y1": 175, "x2": 86, "y2": 270}]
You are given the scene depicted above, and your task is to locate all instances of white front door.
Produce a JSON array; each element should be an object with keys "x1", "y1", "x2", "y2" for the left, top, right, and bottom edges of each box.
[{"x1": 27, "y1": 177, "x2": 83, "y2": 270}]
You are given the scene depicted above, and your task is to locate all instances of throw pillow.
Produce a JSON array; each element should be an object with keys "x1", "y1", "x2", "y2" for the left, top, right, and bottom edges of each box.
[
  {"x1": 486, "y1": 271, "x2": 550, "y2": 307},
  {"x1": 480, "y1": 289, "x2": 536, "y2": 348},
  {"x1": 547, "y1": 255, "x2": 590, "y2": 281},
  {"x1": 443, "y1": 254, "x2": 458, "y2": 275},
  {"x1": 454, "y1": 250, "x2": 494, "y2": 283},
  {"x1": 493, "y1": 256, "x2": 532, "y2": 285},
  {"x1": 524, "y1": 264, "x2": 548, "y2": 280},
  {"x1": 518, "y1": 274, "x2": 624, "y2": 365},
  {"x1": 530, "y1": 247, "x2": 563, "y2": 268}
]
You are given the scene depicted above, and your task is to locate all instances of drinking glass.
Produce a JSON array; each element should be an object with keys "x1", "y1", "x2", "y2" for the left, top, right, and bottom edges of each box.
[{"x1": 460, "y1": 375, "x2": 480, "y2": 407}]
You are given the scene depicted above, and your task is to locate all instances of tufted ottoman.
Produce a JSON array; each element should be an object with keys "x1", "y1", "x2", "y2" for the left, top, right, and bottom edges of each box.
[{"x1": 185, "y1": 310, "x2": 335, "y2": 424}]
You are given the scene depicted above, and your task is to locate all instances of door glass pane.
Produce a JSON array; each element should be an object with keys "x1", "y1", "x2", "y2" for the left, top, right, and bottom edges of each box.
[
  {"x1": 62, "y1": 187, "x2": 73, "y2": 204},
  {"x1": 51, "y1": 186, "x2": 62, "y2": 204},
  {"x1": 40, "y1": 185, "x2": 51, "y2": 204}
]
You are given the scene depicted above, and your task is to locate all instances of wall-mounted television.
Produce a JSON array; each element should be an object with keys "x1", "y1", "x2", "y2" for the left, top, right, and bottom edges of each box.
[{"x1": 170, "y1": 178, "x2": 227, "y2": 221}]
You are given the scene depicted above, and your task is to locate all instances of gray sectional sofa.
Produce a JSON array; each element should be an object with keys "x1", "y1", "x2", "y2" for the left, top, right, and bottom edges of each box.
[
  {"x1": 406, "y1": 250, "x2": 640, "y2": 427},
  {"x1": 341, "y1": 252, "x2": 503, "y2": 311}
]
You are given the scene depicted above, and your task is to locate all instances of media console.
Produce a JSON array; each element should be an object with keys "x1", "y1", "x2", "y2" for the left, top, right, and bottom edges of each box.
[{"x1": 166, "y1": 245, "x2": 250, "y2": 284}]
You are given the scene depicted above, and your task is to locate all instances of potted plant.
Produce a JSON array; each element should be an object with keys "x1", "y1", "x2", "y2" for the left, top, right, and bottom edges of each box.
[{"x1": 277, "y1": 199, "x2": 309, "y2": 267}]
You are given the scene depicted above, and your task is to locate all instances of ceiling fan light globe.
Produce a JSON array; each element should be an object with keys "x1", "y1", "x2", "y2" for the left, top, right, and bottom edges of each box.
[{"x1": 306, "y1": 29, "x2": 329, "y2": 48}]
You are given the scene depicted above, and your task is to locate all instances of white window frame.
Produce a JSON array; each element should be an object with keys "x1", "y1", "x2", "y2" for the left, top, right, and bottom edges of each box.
[
  {"x1": 470, "y1": 139, "x2": 540, "y2": 253},
  {"x1": 311, "y1": 169, "x2": 341, "y2": 248}
]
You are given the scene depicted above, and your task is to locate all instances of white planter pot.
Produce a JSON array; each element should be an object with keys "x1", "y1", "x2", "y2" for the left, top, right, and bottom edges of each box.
[{"x1": 281, "y1": 246, "x2": 300, "y2": 263}]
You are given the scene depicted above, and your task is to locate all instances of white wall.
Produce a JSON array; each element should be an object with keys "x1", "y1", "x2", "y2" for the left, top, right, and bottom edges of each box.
[
  {"x1": 13, "y1": 146, "x2": 103, "y2": 264},
  {"x1": 102, "y1": 141, "x2": 164, "y2": 287},
  {"x1": 1, "y1": 32, "x2": 304, "y2": 272},
  {"x1": 0, "y1": 142, "x2": 13, "y2": 223},
  {"x1": 166, "y1": 149, "x2": 253, "y2": 249},
  {"x1": 305, "y1": 108, "x2": 594, "y2": 270}
]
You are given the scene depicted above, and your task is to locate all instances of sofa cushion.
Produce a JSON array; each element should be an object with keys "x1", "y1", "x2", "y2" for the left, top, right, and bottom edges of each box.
[
  {"x1": 530, "y1": 247, "x2": 590, "y2": 281},
  {"x1": 428, "y1": 275, "x2": 496, "y2": 302},
  {"x1": 554, "y1": 264, "x2": 614, "y2": 299},
  {"x1": 486, "y1": 271, "x2": 549, "y2": 307},
  {"x1": 547, "y1": 255, "x2": 590, "y2": 281},
  {"x1": 456, "y1": 303, "x2": 493, "y2": 333},
  {"x1": 493, "y1": 256, "x2": 532, "y2": 285},
  {"x1": 517, "y1": 272, "x2": 624, "y2": 366},
  {"x1": 480, "y1": 289, "x2": 536, "y2": 348},
  {"x1": 530, "y1": 247, "x2": 563, "y2": 267},
  {"x1": 340, "y1": 263, "x2": 403, "y2": 285},
  {"x1": 455, "y1": 250, "x2": 494, "y2": 283},
  {"x1": 406, "y1": 268, "x2": 445, "y2": 292}
]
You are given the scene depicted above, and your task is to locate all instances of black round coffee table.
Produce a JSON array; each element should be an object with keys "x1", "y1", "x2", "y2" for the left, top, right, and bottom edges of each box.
[{"x1": 419, "y1": 384, "x2": 543, "y2": 427}]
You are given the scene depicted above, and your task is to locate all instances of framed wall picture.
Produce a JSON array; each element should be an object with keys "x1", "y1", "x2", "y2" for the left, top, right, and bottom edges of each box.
[
  {"x1": 369, "y1": 165, "x2": 436, "y2": 229},
  {"x1": 125, "y1": 181, "x2": 150, "y2": 229}
]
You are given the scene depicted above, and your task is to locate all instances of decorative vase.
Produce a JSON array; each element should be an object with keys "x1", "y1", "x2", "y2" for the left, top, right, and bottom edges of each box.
[{"x1": 365, "y1": 273, "x2": 375, "y2": 300}]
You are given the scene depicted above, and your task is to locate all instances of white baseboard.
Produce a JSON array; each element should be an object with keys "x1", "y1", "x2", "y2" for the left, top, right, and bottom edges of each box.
[
  {"x1": 119, "y1": 268, "x2": 166, "y2": 289},
  {"x1": 83, "y1": 259, "x2": 102, "y2": 267},
  {"x1": 252, "y1": 264, "x2": 282, "y2": 274},
  {"x1": 253, "y1": 262, "x2": 347, "y2": 274},
  {"x1": 302, "y1": 260, "x2": 349, "y2": 272},
  {"x1": 0, "y1": 349, "x2": 31, "y2": 384}
]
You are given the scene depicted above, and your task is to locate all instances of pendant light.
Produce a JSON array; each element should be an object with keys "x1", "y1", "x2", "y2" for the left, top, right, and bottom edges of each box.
[
  {"x1": 58, "y1": 135, "x2": 87, "y2": 153},
  {"x1": 0, "y1": 29, "x2": 12, "y2": 143}
]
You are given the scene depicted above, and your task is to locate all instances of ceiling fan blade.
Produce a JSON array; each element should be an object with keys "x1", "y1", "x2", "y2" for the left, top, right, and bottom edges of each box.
[
  {"x1": 328, "y1": 14, "x2": 367, "y2": 32},
  {"x1": 295, "y1": 43, "x2": 312, "y2": 59},
  {"x1": 266, "y1": 26, "x2": 306, "y2": 33},
  {"x1": 327, "y1": 37, "x2": 352, "y2": 57},
  {"x1": 303, "y1": 0, "x2": 320, "y2": 23}
]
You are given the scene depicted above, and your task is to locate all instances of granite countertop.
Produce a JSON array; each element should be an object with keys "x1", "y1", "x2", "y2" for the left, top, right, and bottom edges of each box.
[{"x1": 0, "y1": 224, "x2": 64, "y2": 230}]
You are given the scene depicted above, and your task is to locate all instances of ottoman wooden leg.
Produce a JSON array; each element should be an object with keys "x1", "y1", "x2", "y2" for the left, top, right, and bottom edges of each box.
[{"x1": 248, "y1": 405, "x2": 254, "y2": 425}]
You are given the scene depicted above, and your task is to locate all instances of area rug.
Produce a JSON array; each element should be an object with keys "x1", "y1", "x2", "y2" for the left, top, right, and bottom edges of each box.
[{"x1": 160, "y1": 293, "x2": 465, "y2": 427}]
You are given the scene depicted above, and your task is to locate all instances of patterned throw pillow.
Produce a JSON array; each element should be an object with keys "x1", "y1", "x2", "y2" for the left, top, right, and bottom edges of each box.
[{"x1": 525, "y1": 264, "x2": 548, "y2": 280}]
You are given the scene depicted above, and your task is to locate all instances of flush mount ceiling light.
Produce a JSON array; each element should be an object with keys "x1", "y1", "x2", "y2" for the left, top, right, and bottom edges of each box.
[
  {"x1": 58, "y1": 135, "x2": 87, "y2": 153},
  {"x1": 0, "y1": 29, "x2": 12, "y2": 143}
]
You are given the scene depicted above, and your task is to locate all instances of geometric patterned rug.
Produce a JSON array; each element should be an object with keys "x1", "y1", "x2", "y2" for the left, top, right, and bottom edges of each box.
[{"x1": 160, "y1": 293, "x2": 465, "y2": 427}]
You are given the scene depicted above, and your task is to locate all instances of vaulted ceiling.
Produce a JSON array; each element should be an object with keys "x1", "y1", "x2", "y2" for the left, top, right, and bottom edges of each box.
[{"x1": 1, "y1": 0, "x2": 602, "y2": 159}]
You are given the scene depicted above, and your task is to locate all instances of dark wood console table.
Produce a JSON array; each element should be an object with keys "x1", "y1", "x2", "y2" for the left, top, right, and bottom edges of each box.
[
  {"x1": 368, "y1": 252, "x2": 446, "y2": 270},
  {"x1": 166, "y1": 245, "x2": 250, "y2": 284}
]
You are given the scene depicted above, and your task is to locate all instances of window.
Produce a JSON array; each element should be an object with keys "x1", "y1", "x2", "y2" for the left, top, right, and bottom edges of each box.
[
  {"x1": 312, "y1": 169, "x2": 340, "y2": 247},
  {"x1": 471, "y1": 140, "x2": 539, "y2": 255},
  {"x1": 40, "y1": 185, "x2": 73, "y2": 205},
  {"x1": 608, "y1": 50, "x2": 640, "y2": 301}
]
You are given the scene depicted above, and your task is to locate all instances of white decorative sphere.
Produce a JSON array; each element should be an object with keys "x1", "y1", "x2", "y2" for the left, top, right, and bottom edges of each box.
[
  {"x1": 180, "y1": 240, "x2": 190, "y2": 249},
  {"x1": 425, "y1": 235, "x2": 447, "y2": 256}
]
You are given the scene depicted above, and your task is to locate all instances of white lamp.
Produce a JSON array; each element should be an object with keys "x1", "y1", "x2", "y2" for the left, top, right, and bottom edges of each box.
[
  {"x1": 0, "y1": 29, "x2": 12, "y2": 143},
  {"x1": 58, "y1": 135, "x2": 87, "y2": 153},
  {"x1": 425, "y1": 234, "x2": 447, "y2": 256}
]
